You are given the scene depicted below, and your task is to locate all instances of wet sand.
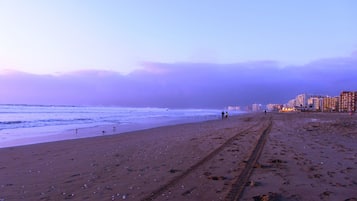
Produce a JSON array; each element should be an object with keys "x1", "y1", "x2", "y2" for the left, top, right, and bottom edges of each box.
[{"x1": 0, "y1": 113, "x2": 356, "y2": 201}]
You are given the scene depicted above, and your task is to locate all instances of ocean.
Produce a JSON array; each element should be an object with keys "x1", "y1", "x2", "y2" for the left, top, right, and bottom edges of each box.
[{"x1": 0, "y1": 104, "x2": 237, "y2": 147}]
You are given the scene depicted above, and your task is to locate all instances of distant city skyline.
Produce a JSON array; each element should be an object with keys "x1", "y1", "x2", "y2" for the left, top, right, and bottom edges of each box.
[{"x1": 261, "y1": 91, "x2": 356, "y2": 113}]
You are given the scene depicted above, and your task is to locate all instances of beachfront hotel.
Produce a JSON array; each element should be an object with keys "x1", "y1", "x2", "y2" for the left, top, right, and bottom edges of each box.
[
  {"x1": 322, "y1": 96, "x2": 339, "y2": 112},
  {"x1": 307, "y1": 96, "x2": 323, "y2": 111},
  {"x1": 275, "y1": 91, "x2": 356, "y2": 113},
  {"x1": 237, "y1": 91, "x2": 355, "y2": 113},
  {"x1": 339, "y1": 91, "x2": 357, "y2": 112},
  {"x1": 295, "y1": 94, "x2": 308, "y2": 107}
]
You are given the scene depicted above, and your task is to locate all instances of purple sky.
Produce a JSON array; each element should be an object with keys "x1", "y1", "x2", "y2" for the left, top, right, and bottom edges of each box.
[
  {"x1": 1, "y1": 1, "x2": 356, "y2": 108},
  {"x1": 1, "y1": 54, "x2": 356, "y2": 108}
]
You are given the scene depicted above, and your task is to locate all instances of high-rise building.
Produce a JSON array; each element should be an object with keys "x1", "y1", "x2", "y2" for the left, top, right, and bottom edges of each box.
[
  {"x1": 339, "y1": 91, "x2": 357, "y2": 112},
  {"x1": 308, "y1": 96, "x2": 322, "y2": 111},
  {"x1": 295, "y1": 94, "x2": 307, "y2": 108},
  {"x1": 323, "y1": 96, "x2": 339, "y2": 112}
]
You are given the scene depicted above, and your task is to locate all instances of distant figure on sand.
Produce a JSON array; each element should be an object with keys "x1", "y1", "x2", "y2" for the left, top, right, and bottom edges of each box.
[
  {"x1": 225, "y1": 112, "x2": 228, "y2": 119},
  {"x1": 221, "y1": 111, "x2": 225, "y2": 119},
  {"x1": 264, "y1": 110, "x2": 267, "y2": 115}
]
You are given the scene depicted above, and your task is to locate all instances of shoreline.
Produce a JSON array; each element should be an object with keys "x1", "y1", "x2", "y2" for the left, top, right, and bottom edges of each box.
[
  {"x1": 0, "y1": 105, "x2": 232, "y2": 148},
  {"x1": 0, "y1": 113, "x2": 229, "y2": 148},
  {"x1": 0, "y1": 112, "x2": 356, "y2": 200}
]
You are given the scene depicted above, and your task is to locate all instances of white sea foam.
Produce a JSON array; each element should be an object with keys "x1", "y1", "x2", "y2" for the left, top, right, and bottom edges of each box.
[{"x1": 0, "y1": 105, "x2": 241, "y2": 147}]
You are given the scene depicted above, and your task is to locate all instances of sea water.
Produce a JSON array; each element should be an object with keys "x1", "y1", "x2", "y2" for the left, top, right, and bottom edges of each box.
[{"x1": 0, "y1": 104, "x2": 235, "y2": 147}]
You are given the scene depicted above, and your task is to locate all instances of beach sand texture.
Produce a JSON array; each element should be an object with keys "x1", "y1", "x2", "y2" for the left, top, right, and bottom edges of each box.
[{"x1": 0, "y1": 113, "x2": 356, "y2": 201}]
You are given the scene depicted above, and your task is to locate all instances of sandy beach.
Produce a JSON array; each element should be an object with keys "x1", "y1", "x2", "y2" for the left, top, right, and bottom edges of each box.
[
  {"x1": 241, "y1": 113, "x2": 357, "y2": 201},
  {"x1": 0, "y1": 113, "x2": 356, "y2": 201}
]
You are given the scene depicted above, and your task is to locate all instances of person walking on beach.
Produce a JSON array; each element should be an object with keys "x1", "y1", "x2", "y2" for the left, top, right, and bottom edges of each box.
[
  {"x1": 225, "y1": 111, "x2": 228, "y2": 119},
  {"x1": 221, "y1": 111, "x2": 225, "y2": 120}
]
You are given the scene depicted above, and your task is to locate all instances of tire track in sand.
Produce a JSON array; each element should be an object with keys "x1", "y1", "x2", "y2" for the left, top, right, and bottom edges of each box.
[
  {"x1": 225, "y1": 116, "x2": 272, "y2": 201},
  {"x1": 141, "y1": 116, "x2": 271, "y2": 201}
]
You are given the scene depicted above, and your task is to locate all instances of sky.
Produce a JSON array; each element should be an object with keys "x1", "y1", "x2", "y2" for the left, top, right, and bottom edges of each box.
[{"x1": 0, "y1": 1, "x2": 357, "y2": 108}]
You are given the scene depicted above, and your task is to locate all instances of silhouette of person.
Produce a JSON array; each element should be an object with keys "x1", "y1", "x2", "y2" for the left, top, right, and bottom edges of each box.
[{"x1": 221, "y1": 111, "x2": 225, "y2": 120}]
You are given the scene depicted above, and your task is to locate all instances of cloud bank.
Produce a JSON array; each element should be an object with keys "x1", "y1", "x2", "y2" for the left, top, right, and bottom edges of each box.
[{"x1": 1, "y1": 55, "x2": 356, "y2": 108}]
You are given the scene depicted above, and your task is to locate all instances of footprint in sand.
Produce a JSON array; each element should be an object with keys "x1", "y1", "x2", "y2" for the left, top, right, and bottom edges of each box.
[
  {"x1": 344, "y1": 198, "x2": 357, "y2": 201},
  {"x1": 319, "y1": 191, "x2": 333, "y2": 199}
]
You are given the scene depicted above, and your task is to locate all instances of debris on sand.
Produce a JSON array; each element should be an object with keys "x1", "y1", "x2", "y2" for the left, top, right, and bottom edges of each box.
[{"x1": 253, "y1": 192, "x2": 281, "y2": 201}]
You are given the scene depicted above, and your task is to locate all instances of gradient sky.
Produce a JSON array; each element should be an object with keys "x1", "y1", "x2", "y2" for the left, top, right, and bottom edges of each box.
[
  {"x1": 0, "y1": 1, "x2": 356, "y2": 108},
  {"x1": 1, "y1": 0, "x2": 356, "y2": 74}
]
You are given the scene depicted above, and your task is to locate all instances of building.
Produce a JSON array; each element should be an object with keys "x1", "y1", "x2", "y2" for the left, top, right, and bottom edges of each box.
[
  {"x1": 286, "y1": 99, "x2": 296, "y2": 108},
  {"x1": 266, "y1": 104, "x2": 282, "y2": 112},
  {"x1": 307, "y1": 96, "x2": 323, "y2": 111},
  {"x1": 227, "y1": 106, "x2": 241, "y2": 111},
  {"x1": 323, "y1": 96, "x2": 339, "y2": 112},
  {"x1": 280, "y1": 107, "x2": 296, "y2": 112},
  {"x1": 307, "y1": 96, "x2": 320, "y2": 111},
  {"x1": 295, "y1": 94, "x2": 308, "y2": 108},
  {"x1": 339, "y1": 91, "x2": 357, "y2": 112},
  {"x1": 252, "y1": 104, "x2": 262, "y2": 112}
]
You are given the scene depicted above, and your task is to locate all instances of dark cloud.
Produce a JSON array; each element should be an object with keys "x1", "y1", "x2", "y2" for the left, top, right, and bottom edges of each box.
[{"x1": 1, "y1": 55, "x2": 356, "y2": 108}]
